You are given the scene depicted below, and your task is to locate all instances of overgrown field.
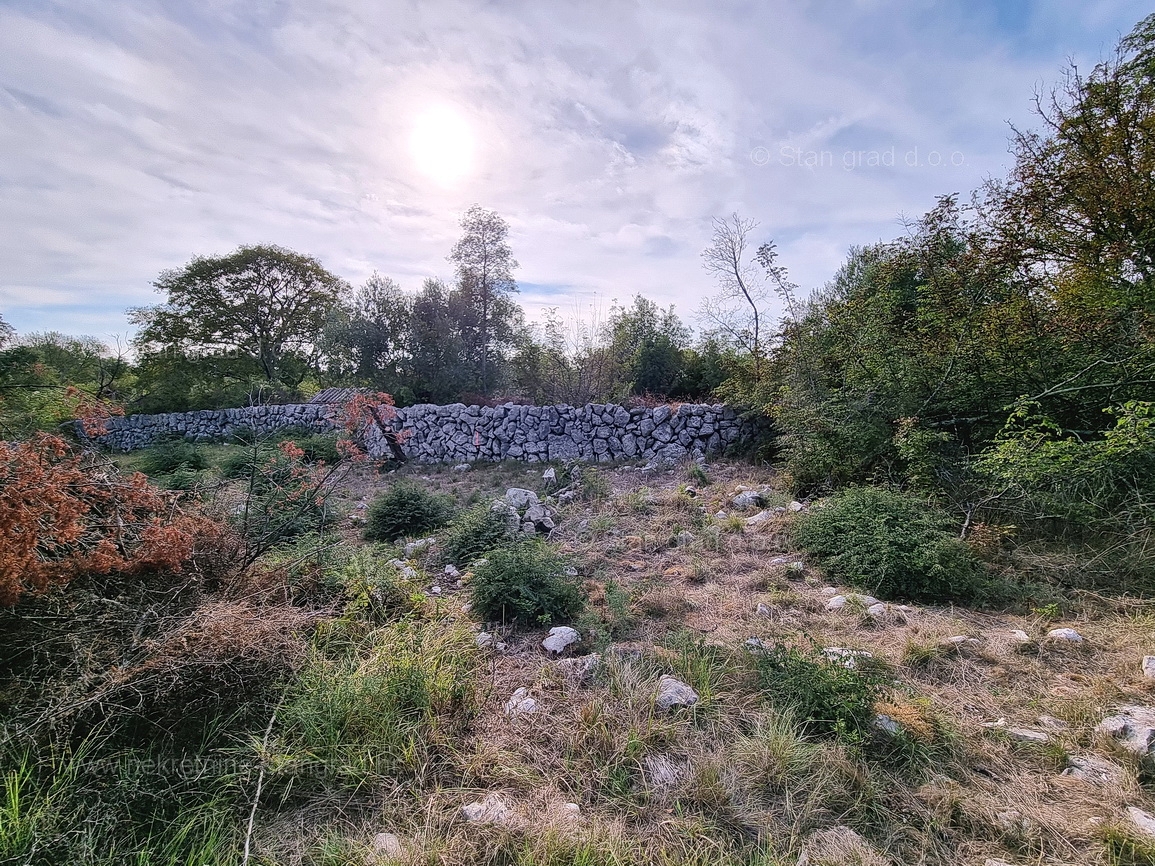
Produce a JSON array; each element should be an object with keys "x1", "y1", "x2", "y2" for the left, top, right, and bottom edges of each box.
[{"x1": 4, "y1": 443, "x2": 1155, "y2": 866}]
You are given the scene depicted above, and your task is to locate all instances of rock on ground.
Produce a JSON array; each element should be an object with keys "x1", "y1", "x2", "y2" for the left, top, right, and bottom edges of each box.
[
  {"x1": 460, "y1": 792, "x2": 513, "y2": 825},
  {"x1": 1097, "y1": 705, "x2": 1155, "y2": 759},
  {"x1": 655, "y1": 675, "x2": 699, "y2": 710},
  {"x1": 543, "y1": 626, "x2": 581, "y2": 654}
]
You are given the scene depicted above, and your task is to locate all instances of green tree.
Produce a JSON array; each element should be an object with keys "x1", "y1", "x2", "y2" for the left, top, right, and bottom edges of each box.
[
  {"x1": 447, "y1": 206, "x2": 520, "y2": 394},
  {"x1": 324, "y1": 273, "x2": 413, "y2": 392},
  {"x1": 130, "y1": 245, "x2": 347, "y2": 402},
  {"x1": 987, "y1": 13, "x2": 1155, "y2": 314},
  {"x1": 604, "y1": 295, "x2": 690, "y2": 397}
]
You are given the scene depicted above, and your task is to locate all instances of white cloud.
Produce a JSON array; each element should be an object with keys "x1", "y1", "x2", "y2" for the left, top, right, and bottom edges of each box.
[{"x1": 0, "y1": 0, "x2": 1152, "y2": 343}]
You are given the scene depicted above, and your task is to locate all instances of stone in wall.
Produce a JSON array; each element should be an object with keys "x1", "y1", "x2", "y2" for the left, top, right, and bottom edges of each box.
[{"x1": 87, "y1": 401, "x2": 756, "y2": 465}]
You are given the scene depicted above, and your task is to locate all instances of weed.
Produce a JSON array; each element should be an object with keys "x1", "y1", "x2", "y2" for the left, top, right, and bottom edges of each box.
[
  {"x1": 278, "y1": 620, "x2": 478, "y2": 784},
  {"x1": 469, "y1": 537, "x2": 584, "y2": 625},
  {"x1": 364, "y1": 481, "x2": 454, "y2": 542},
  {"x1": 748, "y1": 640, "x2": 885, "y2": 744}
]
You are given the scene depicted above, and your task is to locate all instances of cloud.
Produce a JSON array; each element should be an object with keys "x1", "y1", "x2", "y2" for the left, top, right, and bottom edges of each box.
[{"x1": 0, "y1": 0, "x2": 1151, "y2": 343}]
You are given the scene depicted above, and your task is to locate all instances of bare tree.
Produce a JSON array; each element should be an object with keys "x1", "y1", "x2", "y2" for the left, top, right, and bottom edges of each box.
[{"x1": 700, "y1": 213, "x2": 771, "y2": 379}]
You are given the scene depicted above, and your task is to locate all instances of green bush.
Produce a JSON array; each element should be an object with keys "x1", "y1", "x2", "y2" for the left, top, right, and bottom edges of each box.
[
  {"x1": 794, "y1": 486, "x2": 986, "y2": 602},
  {"x1": 364, "y1": 482, "x2": 453, "y2": 542},
  {"x1": 441, "y1": 503, "x2": 512, "y2": 566},
  {"x1": 291, "y1": 433, "x2": 342, "y2": 465},
  {"x1": 139, "y1": 439, "x2": 209, "y2": 476},
  {"x1": 469, "y1": 538, "x2": 583, "y2": 625},
  {"x1": 748, "y1": 641, "x2": 884, "y2": 744},
  {"x1": 218, "y1": 444, "x2": 274, "y2": 480}
]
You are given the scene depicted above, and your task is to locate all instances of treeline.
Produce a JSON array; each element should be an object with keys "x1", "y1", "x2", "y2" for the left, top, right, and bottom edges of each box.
[
  {"x1": 726, "y1": 14, "x2": 1155, "y2": 583},
  {"x1": 0, "y1": 208, "x2": 736, "y2": 434}
]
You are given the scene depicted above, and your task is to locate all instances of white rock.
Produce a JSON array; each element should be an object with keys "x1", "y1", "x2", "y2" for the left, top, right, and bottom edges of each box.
[
  {"x1": 504, "y1": 487, "x2": 540, "y2": 509},
  {"x1": 655, "y1": 675, "x2": 699, "y2": 710},
  {"x1": 460, "y1": 602, "x2": 472, "y2": 614},
  {"x1": 866, "y1": 603, "x2": 889, "y2": 618},
  {"x1": 444, "y1": 564, "x2": 460, "y2": 577},
  {"x1": 732, "y1": 490, "x2": 763, "y2": 509},
  {"x1": 1007, "y1": 727, "x2": 1050, "y2": 744},
  {"x1": 504, "y1": 687, "x2": 538, "y2": 716},
  {"x1": 1063, "y1": 754, "x2": 1126, "y2": 786},
  {"x1": 1047, "y1": 627, "x2": 1084, "y2": 643},
  {"x1": 714, "y1": 511, "x2": 728, "y2": 519},
  {"x1": 1038, "y1": 714, "x2": 1068, "y2": 731},
  {"x1": 745, "y1": 510, "x2": 771, "y2": 525},
  {"x1": 403, "y1": 537, "x2": 436, "y2": 558},
  {"x1": 542, "y1": 467, "x2": 557, "y2": 482},
  {"x1": 430, "y1": 585, "x2": 442, "y2": 595},
  {"x1": 873, "y1": 714, "x2": 902, "y2": 736},
  {"x1": 542, "y1": 626, "x2": 581, "y2": 654},
  {"x1": 757, "y1": 603, "x2": 772, "y2": 616},
  {"x1": 788, "y1": 500, "x2": 805, "y2": 512},
  {"x1": 371, "y1": 832, "x2": 404, "y2": 858},
  {"x1": 825, "y1": 593, "x2": 880, "y2": 611},
  {"x1": 460, "y1": 792, "x2": 512, "y2": 825},
  {"x1": 1129, "y1": 806, "x2": 1155, "y2": 839},
  {"x1": 1010, "y1": 629, "x2": 1032, "y2": 643},
  {"x1": 822, "y1": 647, "x2": 873, "y2": 669},
  {"x1": 475, "y1": 632, "x2": 494, "y2": 648},
  {"x1": 1143, "y1": 656, "x2": 1155, "y2": 679},
  {"x1": 452, "y1": 463, "x2": 471, "y2": 472},
  {"x1": 1097, "y1": 705, "x2": 1155, "y2": 758},
  {"x1": 555, "y1": 653, "x2": 600, "y2": 686}
]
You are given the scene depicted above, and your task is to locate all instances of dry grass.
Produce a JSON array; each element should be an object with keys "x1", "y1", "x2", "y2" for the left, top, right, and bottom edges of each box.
[{"x1": 38, "y1": 456, "x2": 1155, "y2": 866}]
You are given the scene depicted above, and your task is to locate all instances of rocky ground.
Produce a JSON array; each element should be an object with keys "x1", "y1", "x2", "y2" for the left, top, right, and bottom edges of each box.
[{"x1": 284, "y1": 458, "x2": 1155, "y2": 865}]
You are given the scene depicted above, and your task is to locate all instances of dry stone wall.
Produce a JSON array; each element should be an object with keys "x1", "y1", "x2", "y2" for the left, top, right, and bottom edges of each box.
[{"x1": 91, "y1": 402, "x2": 752, "y2": 465}]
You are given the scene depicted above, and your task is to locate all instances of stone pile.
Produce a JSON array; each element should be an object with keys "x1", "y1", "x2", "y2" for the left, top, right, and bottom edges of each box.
[{"x1": 88, "y1": 401, "x2": 753, "y2": 465}]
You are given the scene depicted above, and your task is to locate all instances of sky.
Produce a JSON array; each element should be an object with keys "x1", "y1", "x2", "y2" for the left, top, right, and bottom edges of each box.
[{"x1": 0, "y1": 0, "x2": 1151, "y2": 347}]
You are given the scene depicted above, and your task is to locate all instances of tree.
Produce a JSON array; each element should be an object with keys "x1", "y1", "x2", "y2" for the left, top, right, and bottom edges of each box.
[
  {"x1": 408, "y1": 278, "x2": 470, "y2": 403},
  {"x1": 701, "y1": 213, "x2": 773, "y2": 380},
  {"x1": 323, "y1": 273, "x2": 412, "y2": 391},
  {"x1": 130, "y1": 245, "x2": 347, "y2": 397},
  {"x1": 447, "y1": 206, "x2": 520, "y2": 393},
  {"x1": 987, "y1": 13, "x2": 1155, "y2": 313},
  {"x1": 605, "y1": 295, "x2": 691, "y2": 396},
  {"x1": 0, "y1": 314, "x2": 12, "y2": 348}
]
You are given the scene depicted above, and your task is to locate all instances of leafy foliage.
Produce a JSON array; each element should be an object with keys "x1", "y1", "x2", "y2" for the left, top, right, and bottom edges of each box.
[
  {"x1": 364, "y1": 481, "x2": 454, "y2": 542},
  {"x1": 468, "y1": 537, "x2": 584, "y2": 625},
  {"x1": 794, "y1": 487, "x2": 987, "y2": 602},
  {"x1": 440, "y1": 503, "x2": 512, "y2": 566}
]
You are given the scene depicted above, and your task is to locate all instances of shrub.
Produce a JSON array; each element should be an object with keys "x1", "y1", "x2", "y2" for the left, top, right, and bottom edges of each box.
[
  {"x1": 441, "y1": 503, "x2": 511, "y2": 566},
  {"x1": 0, "y1": 434, "x2": 205, "y2": 606},
  {"x1": 138, "y1": 439, "x2": 208, "y2": 476},
  {"x1": 291, "y1": 433, "x2": 342, "y2": 465},
  {"x1": 794, "y1": 486, "x2": 987, "y2": 602},
  {"x1": 469, "y1": 537, "x2": 583, "y2": 625},
  {"x1": 748, "y1": 641, "x2": 884, "y2": 744},
  {"x1": 363, "y1": 482, "x2": 453, "y2": 542}
]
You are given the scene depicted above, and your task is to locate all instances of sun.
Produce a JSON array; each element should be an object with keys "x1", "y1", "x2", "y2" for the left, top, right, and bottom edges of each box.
[{"x1": 410, "y1": 105, "x2": 474, "y2": 187}]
